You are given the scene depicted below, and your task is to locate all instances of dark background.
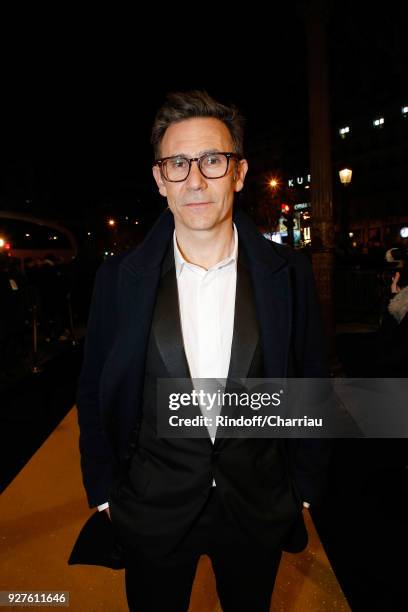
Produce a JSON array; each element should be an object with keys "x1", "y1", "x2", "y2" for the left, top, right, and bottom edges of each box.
[
  {"x1": 1, "y1": 2, "x2": 407, "y2": 610},
  {"x1": 1, "y1": 2, "x2": 406, "y2": 231}
]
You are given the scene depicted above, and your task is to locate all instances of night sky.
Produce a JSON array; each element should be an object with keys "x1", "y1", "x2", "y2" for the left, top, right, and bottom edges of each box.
[{"x1": 1, "y1": 2, "x2": 406, "y2": 231}]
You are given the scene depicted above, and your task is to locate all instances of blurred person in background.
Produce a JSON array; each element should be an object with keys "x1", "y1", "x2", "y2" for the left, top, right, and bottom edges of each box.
[{"x1": 376, "y1": 265, "x2": 408, "y2": 377}]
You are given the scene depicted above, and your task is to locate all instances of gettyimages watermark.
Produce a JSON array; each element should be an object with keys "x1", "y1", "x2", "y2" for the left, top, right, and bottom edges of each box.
[
  {"x1": 168, "y1": 388, "x2": 283, "y2": 411},
  {"x1": 156, "y1": 378, "x2": 408, "y2": 438}
]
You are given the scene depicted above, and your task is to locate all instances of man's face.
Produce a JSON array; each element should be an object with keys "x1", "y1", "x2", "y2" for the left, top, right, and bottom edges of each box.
[{"x1": 152, "y1": 117, "x2": 248, "y2": 234}]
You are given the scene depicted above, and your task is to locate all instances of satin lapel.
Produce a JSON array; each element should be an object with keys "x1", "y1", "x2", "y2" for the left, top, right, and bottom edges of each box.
[
  {"x1": 214, "y1": 252, "x2": 259, "y2": 446},
  {"x1": 227, "y1": 254, "x2": 259, "y2": 382},
  {"x1": 151, "y1": 250, "x2": 210, "y2": 442},
  {"x1": 152, "y1": 260, "x2": 191, "y2": 381},
  {"x1": 214, "y1": 246, "x2": 292, "y2": 449}
]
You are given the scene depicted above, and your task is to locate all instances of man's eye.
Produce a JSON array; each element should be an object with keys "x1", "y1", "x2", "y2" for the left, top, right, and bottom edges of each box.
[
  {"x1": 205, "y1": 155, "x2": 222, "y2": 166},
  {"x1": 169, "y1": 158, "x2": 187, "y2": 169}
]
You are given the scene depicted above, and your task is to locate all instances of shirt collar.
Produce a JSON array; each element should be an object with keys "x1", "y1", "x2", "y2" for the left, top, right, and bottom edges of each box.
[{"x1": 174, "y1": 223, "x2": 238, "y2": 278}]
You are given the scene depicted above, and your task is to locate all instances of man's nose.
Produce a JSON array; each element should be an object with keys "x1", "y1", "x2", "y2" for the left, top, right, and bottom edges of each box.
[{"x1": 185, "y1": 161, "x2": 207, "y2": 190}]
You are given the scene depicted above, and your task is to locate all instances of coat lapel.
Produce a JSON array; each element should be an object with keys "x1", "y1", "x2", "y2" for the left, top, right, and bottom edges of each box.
[
  {"x1": 226, "y1": 249, "x2": 260, "y2": 381},
  {"x1": 99, "y1": 210, "x2": 174, "y2": 443},
  {"x1": 234, "y1": 211, "x2": 292, "y2": 380},
  {"x1": 251, "y1": 265, "x2": 292, "y2": 379},
  {"x1": 151, "y1": 245, "x2": 191, "y2": 380}
]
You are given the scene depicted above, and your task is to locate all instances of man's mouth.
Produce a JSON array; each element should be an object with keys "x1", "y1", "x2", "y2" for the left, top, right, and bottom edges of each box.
[{"x1": 184, "y1": 202, "x2": 212, "y2": 207}]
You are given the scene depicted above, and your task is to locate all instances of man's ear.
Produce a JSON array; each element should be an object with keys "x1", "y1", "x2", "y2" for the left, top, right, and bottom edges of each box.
[
  {"x1": 233, "y1": 159, "x2": 248, "y2": 193},
  {"x1": 152, "y1": 165, "x2": 168, "y2": 198}
]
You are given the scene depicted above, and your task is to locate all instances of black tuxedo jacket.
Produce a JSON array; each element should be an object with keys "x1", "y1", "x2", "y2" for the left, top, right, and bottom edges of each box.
[{"x1": 71, "y1": 209, "x2": 329, "y2": 567}]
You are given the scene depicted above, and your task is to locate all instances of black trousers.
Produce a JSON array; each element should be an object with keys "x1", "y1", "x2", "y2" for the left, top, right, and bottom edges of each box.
[{"x1": 124, "y1": 488, "x2": 282, "y2": 612}]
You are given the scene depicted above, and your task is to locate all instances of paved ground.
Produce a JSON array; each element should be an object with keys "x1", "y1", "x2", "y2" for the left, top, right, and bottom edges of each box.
[{"x1": 0, "y1": 408, "x2": 350, "y2": 611}]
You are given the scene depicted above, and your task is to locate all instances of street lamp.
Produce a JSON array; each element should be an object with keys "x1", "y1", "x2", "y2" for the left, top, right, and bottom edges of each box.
[
  {"x1": 339, "y1": 168, "x2": 352, "y2": 186},
  {"x1": 338, "y1": 168, "x2": 353, "y2": 250}
]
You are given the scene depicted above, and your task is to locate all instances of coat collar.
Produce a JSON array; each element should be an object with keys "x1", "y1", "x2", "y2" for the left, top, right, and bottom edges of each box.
[{"x1": 119, "y1": 208, "x2": 288, "y2": 280}]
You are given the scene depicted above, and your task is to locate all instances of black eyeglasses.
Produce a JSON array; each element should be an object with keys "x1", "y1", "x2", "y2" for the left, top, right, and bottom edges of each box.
[{"x1": 154, "y1": 152, "x2": 240, "y2": 182}]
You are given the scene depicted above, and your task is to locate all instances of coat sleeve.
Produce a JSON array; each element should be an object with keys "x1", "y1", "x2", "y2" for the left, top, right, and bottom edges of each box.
[
  {"x1": 76, "y1": 259, "x2": 119, "y2": 508},
  {"x1": 288, "y1": 251, "x2": 332, "y2": 506}
]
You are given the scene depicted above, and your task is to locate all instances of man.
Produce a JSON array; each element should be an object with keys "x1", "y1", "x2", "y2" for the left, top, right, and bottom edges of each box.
[{"x1": 73, "y1": 91, "x2": 329, "y2": 611}]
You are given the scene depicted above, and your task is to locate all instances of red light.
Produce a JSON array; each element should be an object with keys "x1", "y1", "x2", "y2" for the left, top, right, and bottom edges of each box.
[
  {"x1": 281, "y1": 204, "x2": 290, "y2": 214},
  {"x1": 4, "y1": 243, "x2": 11, "y2": 250}
]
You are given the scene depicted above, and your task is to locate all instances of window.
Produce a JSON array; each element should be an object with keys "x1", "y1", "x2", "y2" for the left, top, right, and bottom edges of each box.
[{"x1": 339, "y1": 126, "x2": 350, "y2": 138}]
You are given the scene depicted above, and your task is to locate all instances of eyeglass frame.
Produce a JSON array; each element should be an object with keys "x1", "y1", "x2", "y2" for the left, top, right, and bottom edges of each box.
[{"x1": 154, "y1": 151, "x2": 241, "y2": 183}]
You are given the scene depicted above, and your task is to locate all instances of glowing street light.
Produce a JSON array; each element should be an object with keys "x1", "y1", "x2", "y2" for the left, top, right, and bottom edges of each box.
[
  {"x1": 108, "y1": 219, "x2": 116, "y2": 227},
  {"x1": 339, "y1": 168, "x2": 352, "y2": 186},
  {"x1": 338, "y1": 168, "x2": 353, "y2": 245}
]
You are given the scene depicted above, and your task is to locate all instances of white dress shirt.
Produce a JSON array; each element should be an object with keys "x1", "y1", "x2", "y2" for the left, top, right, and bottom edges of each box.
[
  {"x1": 175, "y1": 225, "x2": 237, "y2": 486},
  {"x1": 174, "y1": 225, "x2": 238, "y2": 442}
]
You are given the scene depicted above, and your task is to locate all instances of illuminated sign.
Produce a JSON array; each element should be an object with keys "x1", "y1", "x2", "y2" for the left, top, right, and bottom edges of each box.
[{"x1": 288, "y1": 174, "x2": 311, "y2": 188}]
